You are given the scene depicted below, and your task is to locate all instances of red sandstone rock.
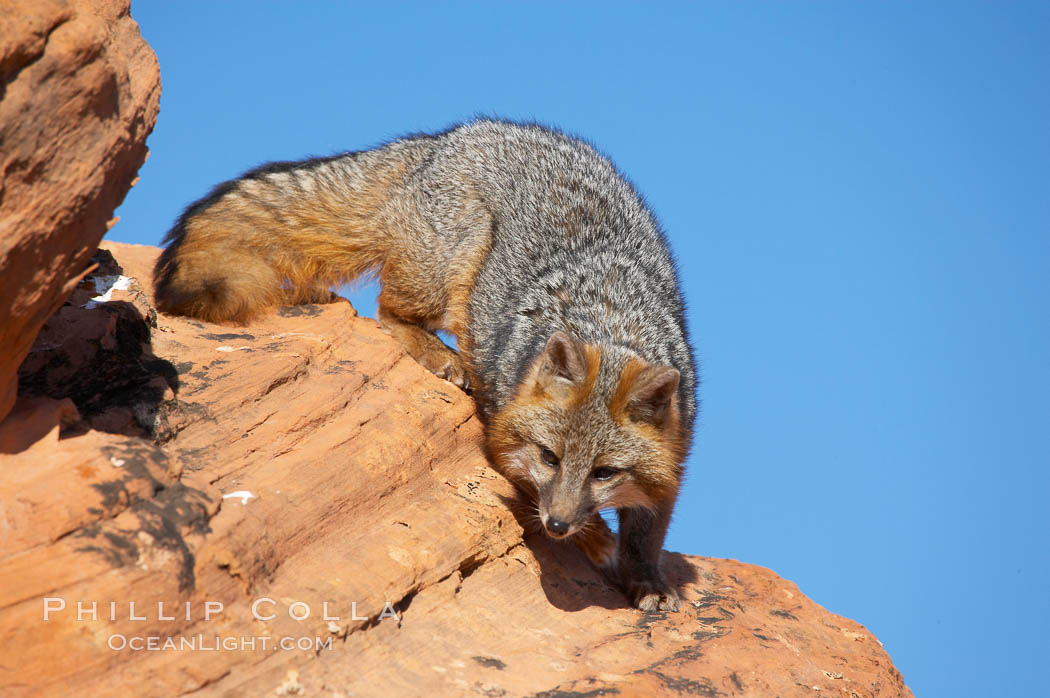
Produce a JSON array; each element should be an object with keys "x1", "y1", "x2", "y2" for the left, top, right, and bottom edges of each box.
[
  {"x1": 0, "y1": 242, "x2": 913, "y2": 697},
  {"x1": 0, "y1": 0, "x2": 160, "y2": 422}
]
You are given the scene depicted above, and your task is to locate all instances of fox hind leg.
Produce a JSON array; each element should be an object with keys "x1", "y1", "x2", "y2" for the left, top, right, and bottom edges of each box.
[
  {"x1": 282, "y1": 283, "x2": 344, "y2": 307},
  {"x1": 376, "y1": 301, "x2": 469, "y2": 391}
]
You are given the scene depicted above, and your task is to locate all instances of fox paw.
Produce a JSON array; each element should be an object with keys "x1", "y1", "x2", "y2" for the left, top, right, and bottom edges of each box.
[
  {"x1": 575, "y1": 523, "x2": 617, "y2": 569},
  {"x1": 431, "y1": 356, "x2": 470, "y2": 392},
  {"x1": 421, "y1": 348, "x2": 470, "y2": 392},
  {"x1": 626, "y1": 578, "x2": 681, "y2": 612}
]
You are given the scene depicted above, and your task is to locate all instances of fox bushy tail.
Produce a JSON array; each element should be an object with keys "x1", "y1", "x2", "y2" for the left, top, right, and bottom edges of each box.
[{"x1": 153, "y1": 138, "x2": 433, "y2": 323}]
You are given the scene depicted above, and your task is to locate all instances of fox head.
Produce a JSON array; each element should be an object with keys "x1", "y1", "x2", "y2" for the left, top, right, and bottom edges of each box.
[{"x1": 487, "y1": 331, "x2": 687, "y2": 540}]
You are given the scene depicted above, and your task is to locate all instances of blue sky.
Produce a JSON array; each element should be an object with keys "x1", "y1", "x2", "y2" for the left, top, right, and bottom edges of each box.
[{"x1": 111, "y1": 3, "x2": 1048, "y2": 694}]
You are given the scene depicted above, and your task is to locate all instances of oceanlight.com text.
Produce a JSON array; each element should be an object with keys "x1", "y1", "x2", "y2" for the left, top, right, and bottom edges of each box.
[{"x1": 107, "y1": 634, "x2": 333, "y2": 652}]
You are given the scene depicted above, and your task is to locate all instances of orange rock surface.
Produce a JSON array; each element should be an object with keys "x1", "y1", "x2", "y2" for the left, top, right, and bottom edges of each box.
[
  {"x1": 0, "y1": 242, "x2": 912, "y2": 697},
  {"x1": 0, "y1": 0, "x2": 160, "y2": 422}
]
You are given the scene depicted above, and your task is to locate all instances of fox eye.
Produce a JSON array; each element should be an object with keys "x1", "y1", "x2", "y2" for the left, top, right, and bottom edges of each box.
[
  {"x1": 539, "y1": 447, "x2": 560, "y2": 468},
  {"x1": 592, "y1": 467, "x2": 618, "y2": 481}
]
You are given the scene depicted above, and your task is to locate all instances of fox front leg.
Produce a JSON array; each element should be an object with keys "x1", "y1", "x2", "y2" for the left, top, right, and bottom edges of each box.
[{"x1": 616, "y1": 503, "x2": 680, "y2": 612}]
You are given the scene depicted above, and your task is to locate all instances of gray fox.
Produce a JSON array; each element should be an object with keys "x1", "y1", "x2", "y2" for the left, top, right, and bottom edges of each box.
[{"x1": 154, "y1": 119, "x2": 698, "y2": 611}]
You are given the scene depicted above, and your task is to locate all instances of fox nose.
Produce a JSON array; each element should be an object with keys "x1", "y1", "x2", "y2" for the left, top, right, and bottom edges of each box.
[{"x1": 545, "y1": 518, "x2": 570, "y2": 537}]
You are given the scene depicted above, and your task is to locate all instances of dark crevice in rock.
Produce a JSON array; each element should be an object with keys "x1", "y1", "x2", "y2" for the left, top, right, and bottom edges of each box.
[{"x1": 17, "y1": 249, "x2": 184, "y2": 442}]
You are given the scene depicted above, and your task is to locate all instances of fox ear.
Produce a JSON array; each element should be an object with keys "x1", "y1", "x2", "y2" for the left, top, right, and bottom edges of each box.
[
  {"x1": 625, "y1": 365, "x2": 680, "y2": 426},
  {"x1": 538, "y1": 331, "x2": 587, "y2": 385}
]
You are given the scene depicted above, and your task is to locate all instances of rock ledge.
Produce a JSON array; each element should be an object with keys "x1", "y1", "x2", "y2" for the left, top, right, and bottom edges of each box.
[{"x1": 0, "y1": 242, "x2": 912, "y2": 697}]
